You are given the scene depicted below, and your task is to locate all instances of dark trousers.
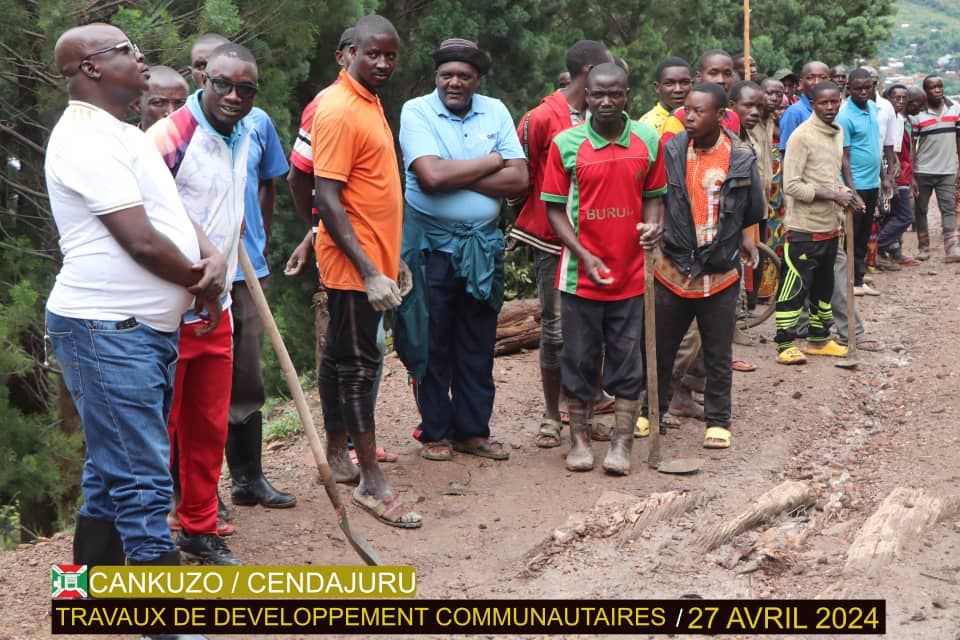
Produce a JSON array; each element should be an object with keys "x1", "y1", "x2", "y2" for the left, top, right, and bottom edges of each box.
[
  {"x1": 877, "y1": 186, "x2": 914, "y2": 252},
  {"x1": 774, "y1": 236, "x2": 839, "y2": 348},
  {"x1": 653, "y1": 279, "x2": 737, "y2": 428},
  {"x1": 560, "y1": 293, "x2": 644, "y2": 404},
  {"x1": 229, "y1": 279, "x2": 267, "y2": 425},
  {"x1": 318, "y1": 290, "x2": 381, "y2": 435},
  {"x1": 914, "y1": 173, "x2": 958, "y2": 233},
  {"x1": 414, "y1": 251, "x2": 498, "y2": 443},
  {"x1": 853, "y1": 188, "x2": 879, "y2": 286}
]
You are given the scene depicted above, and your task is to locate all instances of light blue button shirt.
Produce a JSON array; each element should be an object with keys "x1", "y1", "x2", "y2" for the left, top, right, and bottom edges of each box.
[
  {"x1": 399, "y1": 90, "x2": 525, "y2": 228},
  {"x1": 837, "y1": 99, "x2": 881, "y2": 190}
]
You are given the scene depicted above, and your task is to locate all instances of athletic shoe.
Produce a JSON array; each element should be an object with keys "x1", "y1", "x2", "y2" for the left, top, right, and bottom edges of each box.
[{"x1": 177, "y1": 531, "x2": 243, "y2": 565}]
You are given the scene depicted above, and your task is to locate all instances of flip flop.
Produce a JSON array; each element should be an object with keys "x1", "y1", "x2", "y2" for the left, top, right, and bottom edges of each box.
[
  {"x1": 349, "y1": 447, "x2": 399, "y2": 464},
  {"x1": 452, "y1": 440, "x2": 510, "y2": 460},
  {"x1": 731, "y1": 358, "x2": 757, "y2": 372},
  {"x1": 352, "y1": 488, "x2": 422, "y2": 529},
  {"x1": 420, "y1": 441, "x2": 453, "y2": 461},
  {"x1": 704, "y1": 426, "x2": 732, "y2": 449}
]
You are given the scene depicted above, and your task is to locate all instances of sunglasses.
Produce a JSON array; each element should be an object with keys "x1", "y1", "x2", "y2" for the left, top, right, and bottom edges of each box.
[
  {"x1": 205, "y1": 75, "x2": 258, "y2": 100},
  {"x1": 82, "y1": 40, "x2": 140, "y2": 65}
]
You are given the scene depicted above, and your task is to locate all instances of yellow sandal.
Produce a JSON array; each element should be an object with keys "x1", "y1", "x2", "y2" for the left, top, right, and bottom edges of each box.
[
  {"x1": 634, "y1": 416, "x2": 650, "y2": 438},
  {"x1": 704, "y1": 426, "x2": 731, "y2": 449}
]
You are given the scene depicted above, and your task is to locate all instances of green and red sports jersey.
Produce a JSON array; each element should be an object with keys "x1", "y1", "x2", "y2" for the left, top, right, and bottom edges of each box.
[{"x1": 540, "y1": 114, "x2": 667, "y2": 301}]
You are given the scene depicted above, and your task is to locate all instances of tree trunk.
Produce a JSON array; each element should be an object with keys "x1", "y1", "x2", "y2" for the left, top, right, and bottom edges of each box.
[{"x1": 495, "y1": 299, "x2": 541, "y2": 356}]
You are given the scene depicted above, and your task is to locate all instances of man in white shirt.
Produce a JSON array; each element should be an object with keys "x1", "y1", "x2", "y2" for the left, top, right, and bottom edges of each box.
[
  {"x1": 45, "y1": 23, "x2": 225, "y2": 571},
  {"x1": 865, "y1": 66, "x2": 900, "y2": 194}
]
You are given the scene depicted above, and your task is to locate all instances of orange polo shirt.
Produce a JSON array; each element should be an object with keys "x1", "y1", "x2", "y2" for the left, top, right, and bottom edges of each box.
[{"x1": 311, "y1": 69, "x2": 402, "y2": 292}]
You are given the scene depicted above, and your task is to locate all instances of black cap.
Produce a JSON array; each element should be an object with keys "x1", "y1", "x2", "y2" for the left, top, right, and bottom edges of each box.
[
  {"x1": 337, "y1": 27, "x2": 354, "y2": 51},
  {"x1": 431, "y1": 38, "x2": 491, "y2": 76}
]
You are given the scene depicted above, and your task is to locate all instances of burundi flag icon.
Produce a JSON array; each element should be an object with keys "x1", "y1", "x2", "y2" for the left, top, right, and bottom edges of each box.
[{"x1": 52, "y1": 564, "x2": 88, "y2": 598}]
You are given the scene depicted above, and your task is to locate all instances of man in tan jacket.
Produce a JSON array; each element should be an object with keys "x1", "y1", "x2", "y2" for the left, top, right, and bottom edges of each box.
[{"x1": 774, "y1": 81, "x2": 864, "y2": 365}]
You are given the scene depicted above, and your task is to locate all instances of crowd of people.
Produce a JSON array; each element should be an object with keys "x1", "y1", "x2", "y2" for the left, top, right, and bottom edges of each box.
[{"x1": 44, "y1": 15, "x2": 959, "y2": 599}]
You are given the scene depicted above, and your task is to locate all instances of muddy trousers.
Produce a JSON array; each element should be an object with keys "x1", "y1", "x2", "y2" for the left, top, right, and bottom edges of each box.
[
  {"x1": 775, "y1": 236, "x2": 839, "y2": 350},
  {"x1": 559, "y1": 293, "x2": 644, "y2": 404},
  {"x1": 318, "y1": 290, "x2": 381, "y2": 436}
]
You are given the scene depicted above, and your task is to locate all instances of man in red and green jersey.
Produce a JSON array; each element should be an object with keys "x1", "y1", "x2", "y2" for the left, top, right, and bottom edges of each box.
[
  {"x1": 541, "y1": 63, "x2": 666, "y2": 476},
  {"x1": 510, "y1": 40, "x2": 612, "y2": 448}
]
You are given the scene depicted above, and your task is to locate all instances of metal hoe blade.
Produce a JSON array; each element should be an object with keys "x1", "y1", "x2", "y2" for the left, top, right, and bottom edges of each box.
[{"x1": 657, "y1": 458, "x2": 705, "y2": 474}]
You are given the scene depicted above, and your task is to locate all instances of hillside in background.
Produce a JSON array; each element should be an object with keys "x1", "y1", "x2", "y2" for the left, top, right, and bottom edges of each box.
[{"x1": 877, "y1": 0, "x2": 960, "y2": 92}]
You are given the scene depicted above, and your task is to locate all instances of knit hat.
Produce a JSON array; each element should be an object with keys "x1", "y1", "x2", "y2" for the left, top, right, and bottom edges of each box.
[{"x1": 431, "y1": 38, "x2": 491, "y2": 76}]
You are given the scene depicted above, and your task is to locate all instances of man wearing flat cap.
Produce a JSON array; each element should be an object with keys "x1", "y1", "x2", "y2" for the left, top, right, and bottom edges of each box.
[{"x1": 395, "y1": 38, "x2": 528, "y2": 462}]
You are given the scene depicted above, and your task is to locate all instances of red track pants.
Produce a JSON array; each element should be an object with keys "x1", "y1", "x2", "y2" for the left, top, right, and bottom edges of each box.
[{"x1": 168, "y1": 310, "x2": 233, "y2": 535}]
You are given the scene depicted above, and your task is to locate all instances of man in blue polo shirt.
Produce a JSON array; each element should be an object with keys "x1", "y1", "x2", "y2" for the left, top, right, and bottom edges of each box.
[
  {"x1": 779, "y1": 61, "x2": 830, "y2": 154},
  {"x1": 395, "y1": 38, "x2": 527, "y2": 463},
  {"x1": 837, "y1": 68, "x2": 880, "y2": 296}
]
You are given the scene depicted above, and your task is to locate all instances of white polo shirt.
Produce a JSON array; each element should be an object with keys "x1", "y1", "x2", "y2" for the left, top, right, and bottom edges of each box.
[
  {"x1": 875, "y1": 95, "x2": 901, "y2": 153},
  {"x1": 45, "y1": 101, "x2": 201, "y2": 332}
]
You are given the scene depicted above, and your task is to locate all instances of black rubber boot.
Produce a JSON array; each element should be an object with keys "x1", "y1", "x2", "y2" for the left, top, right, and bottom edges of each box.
[
  {"x1": 226, "y1": 411, "x2": 296, "y2": 508},
  {"x1": 73, "y1": 514, "x2": 125, "y2": 566}
]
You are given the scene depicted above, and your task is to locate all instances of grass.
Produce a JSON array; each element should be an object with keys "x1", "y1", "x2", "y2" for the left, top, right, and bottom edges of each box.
[{"x1": 264, "y1": 408, "x2": 302, "y2": 441}]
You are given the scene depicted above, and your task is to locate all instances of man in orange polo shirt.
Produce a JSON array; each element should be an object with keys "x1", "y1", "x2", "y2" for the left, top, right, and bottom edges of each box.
[{"x1": 311, "y1": 15, "x2": 421, "y2": 529}]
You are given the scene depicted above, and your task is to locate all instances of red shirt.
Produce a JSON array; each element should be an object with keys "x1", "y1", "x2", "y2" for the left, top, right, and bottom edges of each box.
[
  {"x1": 896, "y1": 122, "x2": 913, "y2": 187},
  {"x1": 541, "y1": 116, "x2": 667, "y2": 301},
  {"x1": 659, "y1": 107, "x2": 741, "y2": 145},
  {"x1": 510, "y1": 91, "x2": 582, "y2": 253}
]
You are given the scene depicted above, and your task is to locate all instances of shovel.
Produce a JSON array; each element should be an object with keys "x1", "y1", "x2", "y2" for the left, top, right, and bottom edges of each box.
[
  {"x1": 237, "y1": 244, "x2": 382, "y2": 565},
  {"x1": 835, "y1": 207, "x2": 859, "y2": 370},
  {"x1": 644, "y1": 249, "x2": 705, "y2": 474}
]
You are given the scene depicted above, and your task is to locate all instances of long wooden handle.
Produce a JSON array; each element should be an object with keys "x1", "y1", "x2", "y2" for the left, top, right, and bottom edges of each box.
[
  {"x1": 236, "y1": 244, "x2": 381, "y2": 565},
  {"x1": 644, "y1": 249, "x2": 661, "y2": 468},
  {"x1": 237, "y1": 246, "x2": 336, "y2": 490},
  {"x1": 845, "y1": 207, "x2": 857, "y2": 356}
]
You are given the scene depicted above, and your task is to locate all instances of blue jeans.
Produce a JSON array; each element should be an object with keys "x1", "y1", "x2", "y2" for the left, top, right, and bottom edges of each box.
[{"x1": 46, "y1": 311, "x2": 179, "y2": 561}]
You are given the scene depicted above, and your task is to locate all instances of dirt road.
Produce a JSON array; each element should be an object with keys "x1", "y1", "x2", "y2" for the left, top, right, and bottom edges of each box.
[{"x1": 2, "y1": 232, "x2": 959, "y2": 640}]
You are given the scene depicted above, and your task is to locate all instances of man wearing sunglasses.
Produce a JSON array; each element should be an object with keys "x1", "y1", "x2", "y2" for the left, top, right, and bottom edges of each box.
[
  {"x1": 146, "y1": 42, "x2": 260, "y2": 565},
  {"x1": 46, "y1": 23, "x2": 225, "y2": 575}
]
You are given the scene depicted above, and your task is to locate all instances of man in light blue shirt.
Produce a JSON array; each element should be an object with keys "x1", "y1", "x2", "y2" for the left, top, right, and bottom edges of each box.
[
  {"x1": 837, "y1": 68, "x2": 880, "y2": 295},
  {"x1": 396, "y1": 38, "x2": 527, "y2": 462},
  {"x1": 779, "y1": 61, "x2": 830, "y2": 154}
]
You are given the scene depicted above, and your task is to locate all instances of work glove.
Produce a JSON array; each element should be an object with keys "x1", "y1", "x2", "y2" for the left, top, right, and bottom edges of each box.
[
  {"x1": 364, "y1": 272, "x2": 402, "y2": 311},
  {"x1": 398, "y1": 259, "x2": 413, "y2": 297}
]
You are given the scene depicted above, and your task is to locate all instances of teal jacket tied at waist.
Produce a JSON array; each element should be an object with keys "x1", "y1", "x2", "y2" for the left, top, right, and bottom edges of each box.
[{"x1": 394, "y1": 204, "x2": 505, "y2": 380}]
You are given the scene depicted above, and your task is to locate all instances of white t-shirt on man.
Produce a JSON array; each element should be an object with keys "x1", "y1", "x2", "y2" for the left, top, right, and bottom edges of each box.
[{"x1": 45, "y1": 101, "x2": 201, "y2": 332}]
